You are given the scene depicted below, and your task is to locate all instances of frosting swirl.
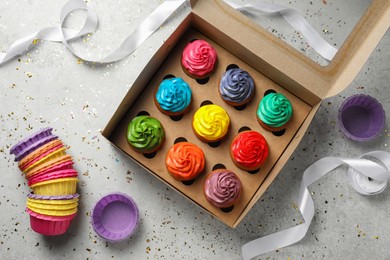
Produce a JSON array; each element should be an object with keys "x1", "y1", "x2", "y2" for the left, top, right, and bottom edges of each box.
[
  {"x1": 192, "y1": 104, "x2": 230, "y2": 141},
  {"x1": 127, "y1": 116, "x2": 165, "y2": 153},
  {"x1": 181, "y1": 40, "x2": 217, "y2": 78},
  {"x1": 231, "y1": 131, "x2": 268, "y2": 168},
  {"x1": 156, "y1": 78, "x2": 192, "y2": 113},
  {"x1": 257, "y1": 93, "x2": 293, "y2": 128},
  {"x1": 165, "y1": 142, "x2": 205, "y2": 181},
  {"x1": 219, "y1": 68, "x2": 255, "y2": 104},
  {"x1": 204, "y1": 170, "x2": 242, "y2": 208}
]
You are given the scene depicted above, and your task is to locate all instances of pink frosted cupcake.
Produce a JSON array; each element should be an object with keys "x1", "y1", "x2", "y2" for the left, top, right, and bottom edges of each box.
[
  {"x1": 203, "y1": 169, "x2": 242, "y2": 209},
  {"x1": 181, "y1": 39, "x2": 217, "y2": 79}
]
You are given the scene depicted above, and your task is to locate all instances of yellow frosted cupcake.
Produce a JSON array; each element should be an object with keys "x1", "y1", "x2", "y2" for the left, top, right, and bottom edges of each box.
[{"x1": 192, "y1": 104, "x2": 230, "y2": 143}]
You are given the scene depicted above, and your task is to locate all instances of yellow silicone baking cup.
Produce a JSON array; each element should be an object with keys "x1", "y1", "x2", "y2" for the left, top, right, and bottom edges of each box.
[
  {"x1": 27, "y1": 197, "x2": 79, "y2": 205},
  {"x1": 27, "y1": 205, "x2": 78, "y2": 216},
  {"x1": 30, "y1": 177, "x2": 78, "y2": 196},
  {"x1": 27, "y1": 200, "x2": 78, "y2": 211}
]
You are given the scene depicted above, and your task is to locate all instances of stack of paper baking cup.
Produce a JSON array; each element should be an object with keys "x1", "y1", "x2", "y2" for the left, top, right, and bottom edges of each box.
[{"x1": 10, "y1": 127, "x2": 79, "y2": 236}]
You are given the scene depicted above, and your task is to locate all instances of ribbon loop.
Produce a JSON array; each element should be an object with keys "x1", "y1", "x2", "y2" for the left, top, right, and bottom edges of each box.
[
  {"x1": 242, "y1": 151, "x2": 390, "y2": 260},
  {"x1": 1, "y1": 0, "x2": 338, "y2": 66}
]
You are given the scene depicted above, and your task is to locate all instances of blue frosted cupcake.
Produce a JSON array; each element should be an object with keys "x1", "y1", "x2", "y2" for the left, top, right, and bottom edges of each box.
[
  {"x1": 219, "y1": 68, "x2": 255, "y2": 107},
  {"x1": 154, "y1": 77, "x2": 192, "y2": 116}
]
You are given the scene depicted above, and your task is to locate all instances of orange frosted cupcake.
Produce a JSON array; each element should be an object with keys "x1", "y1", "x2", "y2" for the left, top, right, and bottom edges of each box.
[
  {"x1": 165, "y1": 142, "x2": 205, "y2": 181},
  {"x1": 230, "y1": 131, "x2": 269, "y2": 171}
]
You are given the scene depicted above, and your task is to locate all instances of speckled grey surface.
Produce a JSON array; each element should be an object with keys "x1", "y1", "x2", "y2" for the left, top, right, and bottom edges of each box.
[{"x1": 0, "y1": 0, "x2": 389, "y2": 259}]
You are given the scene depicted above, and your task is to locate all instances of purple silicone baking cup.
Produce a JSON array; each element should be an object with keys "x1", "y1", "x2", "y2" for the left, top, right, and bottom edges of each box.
[
  {"x1": 28, "y1": 193, "x2": 79, "y2": 200},
  {"x1": 10, "y1": 127, "x2": 53, "y2": 156},
  {"x1": 91, "y1": 193, "x2": 139, "y2": 242},
  {"x1": 14, "y1": 135, "x2": 58, "y2": 162},
  {"x1": 338, "y1": 94, "x2": 385, "y2": 142}
]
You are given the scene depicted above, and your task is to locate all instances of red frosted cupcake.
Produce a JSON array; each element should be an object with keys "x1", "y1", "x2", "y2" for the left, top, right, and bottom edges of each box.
[
  {"x1": 181, "y1": 39, "x2": 217, "y2": 79},
  {"x1": 165, "y1": 142, "x2": 205, "y2": 181},
  {"x1": 230, "y1": 130, "x2": 269, "y2": 171},
  {"x1": 203, "y1": 169, "x2": 242, "y2": 209}
]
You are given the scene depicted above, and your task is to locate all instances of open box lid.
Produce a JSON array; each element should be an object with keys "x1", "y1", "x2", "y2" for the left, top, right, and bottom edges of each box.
[{"x1": 189, "y1": 0, "x2": 390, "y2": 105}]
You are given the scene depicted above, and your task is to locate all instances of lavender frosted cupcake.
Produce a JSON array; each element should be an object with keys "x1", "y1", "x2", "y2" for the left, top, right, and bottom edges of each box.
[
  {"x1": 219, "y1": 68, "x2": 255, "y2": 107},
  {"x1": 203, "y1": 169, "x2": 242, "y2": 209}
]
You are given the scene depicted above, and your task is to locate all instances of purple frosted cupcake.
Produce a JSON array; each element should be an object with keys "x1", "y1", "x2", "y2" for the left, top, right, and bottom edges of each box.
[
  {"x1": 219, "y1": 68, "x2": 255, "y2": 107},
  {"x1": 203, "y1": 169, "x2": 242, "y2": 209}
]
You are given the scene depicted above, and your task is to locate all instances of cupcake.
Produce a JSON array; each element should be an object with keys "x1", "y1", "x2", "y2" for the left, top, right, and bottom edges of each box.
[
  {"x1": 204, "y1": 169, "x2": 242, "y2": 209},
  {"x1": 256, "y1": 92, "x2": 293, "y2": 132},
  {"x1": 154, "y1": 77, "x2": 192, "y2": 116},
  {"x1": 219, "y1": 68, "x2": 255, "y2": 107},
  {"x1": 127, "y1": 115, "x2": 165, "y2": 154},
  {"x1": 165, "y1": 142, "x2": 205, "y2": 181},
  {"x1": 230, "y1": 131, "x2": 269, "y2": 171},
  {"x1": 181, "y1": 39, "x2": 217, "y2": 79},
  {"x1": 192, "y1": 104, "x2": 230, "y2": 143}
]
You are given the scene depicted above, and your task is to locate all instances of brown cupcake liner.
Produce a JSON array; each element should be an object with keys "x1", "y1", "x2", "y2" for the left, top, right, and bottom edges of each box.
[{"x1": 256, "y1": 113, "x2": 293, "y2": 133}]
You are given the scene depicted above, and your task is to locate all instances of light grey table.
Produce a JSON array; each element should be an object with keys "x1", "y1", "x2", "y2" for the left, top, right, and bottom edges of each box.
[{"x1": 1, "y1": 1, "x2": 389, "y2": 259}]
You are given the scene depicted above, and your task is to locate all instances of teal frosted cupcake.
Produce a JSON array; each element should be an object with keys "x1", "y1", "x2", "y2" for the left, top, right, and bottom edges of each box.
[
  {"x1": 127, "y1": 116, "x2": 165, "y2": 154},
  {"x1": 256, "y1": 92, "x2": 293, "y2": 133},
  {"x1": 154, "y1": 78, "x2": 192, "y2": 116}
]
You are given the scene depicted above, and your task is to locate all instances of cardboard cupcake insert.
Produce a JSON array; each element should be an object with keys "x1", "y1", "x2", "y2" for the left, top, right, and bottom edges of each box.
[{"x1": 107, "y1": 29, "x2": 311, "y2": 227}]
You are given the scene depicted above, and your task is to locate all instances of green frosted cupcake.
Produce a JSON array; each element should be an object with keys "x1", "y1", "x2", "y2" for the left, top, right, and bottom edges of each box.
[
  {"x1": 127, "y1": 115, "x2": 165, "y2": 154},
  {"x1": 256, "y1": 92, "x2": 293, "y2": 133}
]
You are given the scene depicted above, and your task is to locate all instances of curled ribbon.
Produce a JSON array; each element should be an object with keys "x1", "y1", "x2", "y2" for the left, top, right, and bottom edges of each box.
[
  {"x1": 1, "y1": 0, "x2": 337, "y2": 66},
  {"x1": 242, "y1": 151, "x2": 390, "y2": 260},
  {"x1": 0, "y1": 0, "x2": 187, "y2": 65}
]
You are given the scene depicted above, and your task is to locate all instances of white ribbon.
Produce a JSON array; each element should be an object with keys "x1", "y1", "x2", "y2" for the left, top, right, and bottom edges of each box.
[
  {"x1": 0, "y1": 0, "x2": 187, "y2": 65},
  {"x1": 224, "y1": 0, "x2": 338, "y2": 61},
  {"x1": 242, "y1": 151, "x2": 390, "y2": 260},
  {"x1": 0, "y1": 0, "x2": 337, "y2": 66}
]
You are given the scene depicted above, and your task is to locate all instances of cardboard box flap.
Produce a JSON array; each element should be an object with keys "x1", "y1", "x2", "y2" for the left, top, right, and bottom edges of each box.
[
  {"x1": 190, "y1": 0, "x2": 390, "y2": 101},
  {"x1": 325, "y1": 0, "x2": 390, "y2": 98}
]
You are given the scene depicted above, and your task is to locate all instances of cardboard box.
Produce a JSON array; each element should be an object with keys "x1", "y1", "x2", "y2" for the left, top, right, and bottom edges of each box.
[{"x1": 102, "y1": 0, "x2": 390, "y2": 227}]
